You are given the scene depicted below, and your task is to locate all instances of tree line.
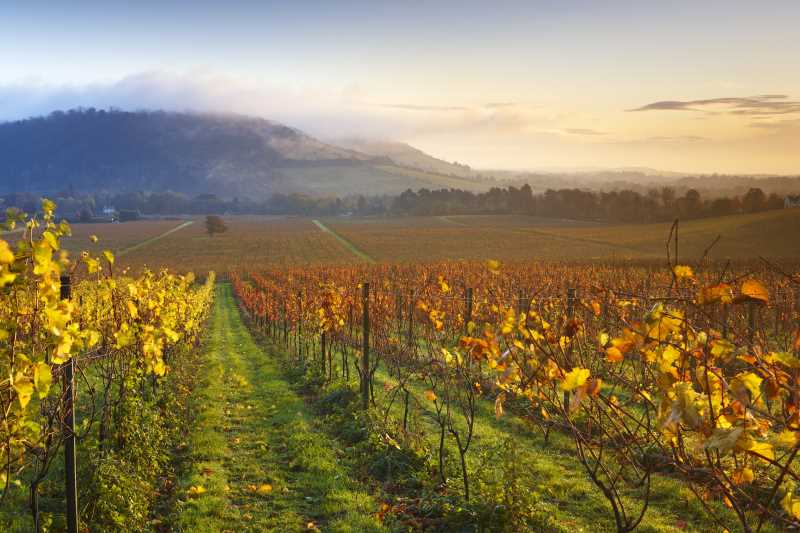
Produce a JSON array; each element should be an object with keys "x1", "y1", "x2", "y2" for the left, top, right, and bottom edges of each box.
[{"x1": 0, "y1": 184, "x2": 790, "y2": 224}]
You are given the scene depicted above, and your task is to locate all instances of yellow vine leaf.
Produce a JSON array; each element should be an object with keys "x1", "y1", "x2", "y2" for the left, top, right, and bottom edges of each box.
[
  {"x1": 773, "y1": 351, "x2": 800, "y2": 369},
  {"x1": 732, "y1": 467, "x2": 754, "y2": 485},
  {"x1": 13, "y1": 374, "x2": 34, "y2": 409},
  {"x1": 775, "y1": 430, "x2": 799, "y2": 448},
  {"x1": 781, "y1": 482, "x2": 800, "y2": 519},
  {"x1": 698, "y1": 283, "x2": 733, "y2": 305},
  {"x1": 738, "y1": 437, "x2": 775, "y2": 461},
  {"x1": 673, "y1": 265, "x2": 694, "y2": 279},
  {"x1": 0, "y1": 239, "x2": 13, "y2": 264},
  {"x1": 32, "y1": 241, "x2": 52, "y2": 275},
  {"x1": 187, "y1": 485, "x2": 206, "y2": 498},
  {"x1": 741, "y1": 279, "x2": 769, "y2": 303},
  {"x1": 424, "y1": 390, "x2": 437, "y2": 402},
  {"x1": 33, "y1": 363, "x2": 52, "y2": 399},
  {"x1": 486, "y1": 259, "x2": 501, "y2": 275},
  {"x1": 561, "y1": 367, "x2": 590, "y2": 392},
  {"x1": 729, "y1": 372, "x2": 763, "y2": 405}
]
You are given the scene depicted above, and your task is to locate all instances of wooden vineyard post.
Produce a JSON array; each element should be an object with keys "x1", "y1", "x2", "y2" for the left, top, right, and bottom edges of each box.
[
  {"x1": 345, "y1": 303, "x2": 353, "y2": 380},
  {"x1": 407, "y1": 293, "x2": 414, "y2": 347},
  {"x1": 748, "y1": 301, "x2": 757, "y2": 347},
  {"x1": 722, "y1": 304, "x2": 730, "y2": 339},
  {"x1": 321, "y1": 331, "x2": 327, "y2": 379},
  {"x1": 296, "y1": 291, "x2": 302, "y2": 361},
  {"x1": 564, "y1": 287, "x2": 576, "y2": 414},
  {"x1": 60, "y1": 275, "x2": 79, "y2": 533},
  {"x1": 465, "y1": 287, "x2": 473, "y2": 336},
  {"x1": 795, "y1": 290, "x2": 800, "y2": 356},
  {"x1": 464, "y1": 287, "x2": 473, "y2": 371},
  {"x1": 674, "y1": 218, "x2": 679, "y2": 267},
  {"x1": 395, "y1": 289, "x2": 403, "y2": 340},
  {"x1": 283, "y1": 299, "x2": 288, "y2": 347},
  {"x1": 567, "y1": 287, "x2": 576, "y2": 319},
  {"x1": 361, "y1": 283, "x2": 370, "y2": 410}
]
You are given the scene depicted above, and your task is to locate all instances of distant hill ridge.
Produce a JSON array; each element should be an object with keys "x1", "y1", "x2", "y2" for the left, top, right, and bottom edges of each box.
[{"x1": 0, "y1": 108, "x2": 485, "y2": 197}]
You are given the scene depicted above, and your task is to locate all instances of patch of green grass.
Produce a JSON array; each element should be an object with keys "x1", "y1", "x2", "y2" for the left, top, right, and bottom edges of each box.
[
  {"x1": 175, "y1": 283, "x2": 384, "y2": 532},
  {"x1": 368, "y1": 363, "x2": 781, "y2": 533}
]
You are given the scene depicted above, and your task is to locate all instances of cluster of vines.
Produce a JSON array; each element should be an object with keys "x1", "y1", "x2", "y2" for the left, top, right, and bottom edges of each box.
[
  {"x1": 234, "y1": 258, "x2": 800, "y2": 532},
  {"x1": 0, "y1": 200, "x2": 215, "y2": 530}
]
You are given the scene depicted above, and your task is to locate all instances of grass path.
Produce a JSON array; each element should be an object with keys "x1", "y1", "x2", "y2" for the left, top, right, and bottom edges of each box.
[
  {"x1": 117, "y1": 220, "x2": 195, "y2": 257},
  {"x1": 312, "y1": 219, "x2": 376, "y2": 263},
  {"x1": 176, "y1": 283, "x2": 383, "y2": 532},
  {"x1": 437, "y1": 215, "x2": 468, "y2": 226}
]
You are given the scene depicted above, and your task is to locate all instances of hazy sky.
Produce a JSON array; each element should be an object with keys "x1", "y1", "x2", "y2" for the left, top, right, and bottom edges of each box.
[{"x1": 2, "y1": 0, "x2": 799, "y2": 174}]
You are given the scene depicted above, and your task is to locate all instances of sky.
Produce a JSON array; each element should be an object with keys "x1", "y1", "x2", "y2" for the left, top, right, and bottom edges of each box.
[{"x1": 1, "y1": 0, "x2": 799, "y2": 174}]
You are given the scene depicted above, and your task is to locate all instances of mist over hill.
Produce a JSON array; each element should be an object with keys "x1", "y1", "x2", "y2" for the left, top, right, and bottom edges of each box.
[
  {"x1": 1, "y1": 108, "x2": 797, "y2": 202},
  {"x1": 333, "y1": 138, "x2": 474, "y2": 178},
  {"x1": 0, "y1": 108, "x2": 485, "y2": 198}
]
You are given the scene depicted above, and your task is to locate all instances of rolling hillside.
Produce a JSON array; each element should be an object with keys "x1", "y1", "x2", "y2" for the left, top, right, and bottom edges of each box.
[
  {"x1": 0, "y1": 108, "x2": 489, "y2": 198},
  {"x1": 334, "y1": 138, "x2": 475, "y2": 178}
]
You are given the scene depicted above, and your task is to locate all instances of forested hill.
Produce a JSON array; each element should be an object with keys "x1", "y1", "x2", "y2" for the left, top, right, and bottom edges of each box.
[{"x1": 0, "y1": 108, "x2": 486, "y2": 197}]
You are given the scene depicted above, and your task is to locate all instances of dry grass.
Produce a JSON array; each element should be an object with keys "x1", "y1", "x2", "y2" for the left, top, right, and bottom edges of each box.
[
  {"x1": 78, "y1": 210, "x2": 800, "y2": 274},
  {"x1": 117, "y1": 216, "x2": 358, "y2": 274},
  {"x1": 325, "y1": 209, "x2": 800, "y2": 263}
]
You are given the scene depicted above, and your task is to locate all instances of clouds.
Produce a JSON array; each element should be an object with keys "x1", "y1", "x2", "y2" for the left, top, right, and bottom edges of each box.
[
  {"x1": 0, "y1": 71, "x2": 534, "y2": 138},
  {"x1": 563, "y1": 128, "x2": 606, "y2": 136},
  {"x1": 375, "y1": 103, "x2": 469, "y2": 112},
  {"x1": 0, "y1": 71, "x2": 797, "y2": 174},
  {"x1": 629, "y1": 95, "x2": 800, "y2": 116}
]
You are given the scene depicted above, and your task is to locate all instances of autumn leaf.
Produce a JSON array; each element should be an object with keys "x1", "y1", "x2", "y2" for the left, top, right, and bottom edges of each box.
[
  {"x1": 437, "y1": 276, "x2": 450, "y2": 293},
  {"x1": 605, "y1": 346, "x2": 624, "y2": 363},
  {"x1": 424, "y1": 390, "x2": 437, "y2": 402},
  {"x1": 739, "y1": 279, "x2": 769, "y2": 304},
  {"x1": 561, "y1": 367, "x2": 590, "y2": 391},
  {"x1": 781, "y1": 487, "x2": 800, "y2": 520},
  {"x1": 187, "y1": 485, "x2": 206, "y2": 498},
  {"x1": 673, "y1": 265, "x2": 694, "y2": 279},
  {"x1": 698, "y1": 283, "x2": 733, "y2": 305},
  {"x1": 775, "y1": 430, "x2": 800, "y2": 448},
  {"x1": 0, "y1": 239, "x2": 13, "y2": 264},
  {"x1": 735, "y1": 433, "x2": 775, "y2": 461},
  {"x1": 704, "y1": 427, "x2": 744, "y2": 454},
  {"x1": 731, "y1": 467, "x2": 754, "y2": 485},
  {"x1": 12, "y1": 374, "x2": 34, "y2": 409},
  {"x1": 486, "y1": 259, "x2": 501, "y2": 275},
  {"x1": 729, "y1": 372, "x2": 763, "y2": 405},
  {"x1": 33, "y1": 363, "x2": 52, "y2": 399}
]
